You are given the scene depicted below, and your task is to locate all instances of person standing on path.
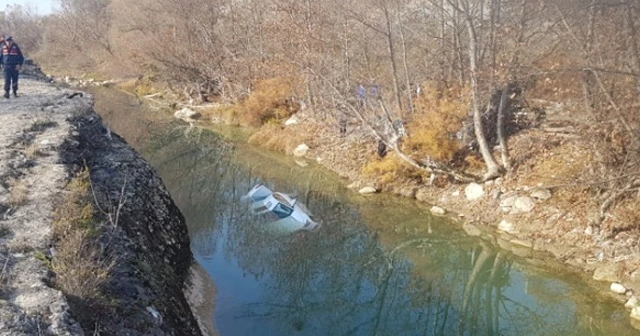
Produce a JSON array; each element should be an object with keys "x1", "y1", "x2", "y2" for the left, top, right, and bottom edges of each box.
[{"x1": 0, "y1": 36, "x2": 24, "y2": 98}]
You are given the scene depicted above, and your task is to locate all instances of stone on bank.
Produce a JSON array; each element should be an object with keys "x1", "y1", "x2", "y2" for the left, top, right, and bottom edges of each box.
[
  {"x1": 430, "y1": 206, "x2": 446, "y2": 216},
  {"x1": 174, "y1": 107, "x2": 201, "y2": 122},
  {"x1": 293, "y1": 144, "x2": 310, "y2": 157},
  {"x1": 465, "y1": 183, "x2": 484, "y2": 201},
  {"x1": 359, "y1": 186, "x2": 378, "y2": 194}
]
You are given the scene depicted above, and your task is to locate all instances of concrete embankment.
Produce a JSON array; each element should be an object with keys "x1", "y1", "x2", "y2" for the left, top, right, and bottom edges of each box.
[{"x1": 0, "y1": 76, "x2": 204, "y2": 334}]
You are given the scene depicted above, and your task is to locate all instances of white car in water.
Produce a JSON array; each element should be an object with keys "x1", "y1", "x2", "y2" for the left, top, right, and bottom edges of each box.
[{"x1": 242, "y1": 184, "x2": 320, "y2": 234}]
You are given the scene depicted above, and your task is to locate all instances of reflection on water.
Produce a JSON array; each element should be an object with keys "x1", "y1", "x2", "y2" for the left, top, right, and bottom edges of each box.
[{"x1": 92, "y1": 87, "x2": 638, "y2": 336}]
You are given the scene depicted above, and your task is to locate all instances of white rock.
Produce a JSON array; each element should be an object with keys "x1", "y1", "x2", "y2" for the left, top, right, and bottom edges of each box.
[
  {"x1": 292, "y1": 144, "x2": 310, "y2": 157},
  {"x1": 500, "y1": 195, "x2": 517, "y2": 208},
  {"x1": 463, "y1": 223, "x2": 482, "y2": 237},
  {"x1": 146, "y1": 306, "x2": 162, "y2": 322},
  {"x1": 174, "y1": 107, "x2": 201, "y2": 121},
  {"x1": 500, "y1": 195, "x2": 517, "y2": 212},
  {"x1": 611, "y1": 282, "x2": 627, "y2": 294},
  {"x1": 452, "y1": 190, "x2": 460, "y2": 197},
  {"x1": 530, "y1": 187, "x2": 552, "y2": 201},
  {"x1": 39, "y1": 139, "x2": 54, "y2": 148},
  {"x1": 465, "y1": 183, "x2": 485, "y2": 201},
  {"x1": 284, "y1": 116, "x2": 298, "y2": 126},
  {"x1": 626, "y1": 296, "x2": 639, "y2": 309},
  {"x1": 359, "y1": 187, "x2": 377, "y2": 194},
  {"x1": 430, "y1": 206, "x2": 446, "y2": 216},
  {"x1": 498, "y1": 219, "x2": 514, "y2": 232},
  {"x1": 294, "y1": 159, "x2": 308, "y2": 167},
  {"x1": 632, "y1": 306, "x2": 640, "y2": 320},
  {"x1": 584, "y1": 226, "x2": 594, "y2": 236},
  {"x1": 514, "y1": 196, "x2": 535, "y2": 213}
]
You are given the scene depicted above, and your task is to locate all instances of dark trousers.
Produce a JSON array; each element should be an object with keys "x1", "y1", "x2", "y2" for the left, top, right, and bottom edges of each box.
[{"x1": 4, "y1": 65, "x2": 18, "y2": 93}]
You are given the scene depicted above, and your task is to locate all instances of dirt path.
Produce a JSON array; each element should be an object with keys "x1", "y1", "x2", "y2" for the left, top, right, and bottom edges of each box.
[{"x1": 0, "y1": 78, "x2": 88, "y2": 335}]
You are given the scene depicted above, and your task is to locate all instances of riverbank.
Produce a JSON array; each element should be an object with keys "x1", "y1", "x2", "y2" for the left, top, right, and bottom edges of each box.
[
  {"x1": 59, "y1": 73, "x2": 640, "y2": 327},
  {"x1": 105, "y1": 79, "x2": 640, "y2": 326},
  {"x1": 262, "y1": 101, "x2": 640, "y2": 322},
  {"x1": 0, "y1": 75, "x2": 205, "y2": 334}
]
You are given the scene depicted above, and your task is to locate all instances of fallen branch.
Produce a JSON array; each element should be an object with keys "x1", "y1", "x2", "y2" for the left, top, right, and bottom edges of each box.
[{"x1": 597, "y1": 177, "x2": 640, "y2": 227}]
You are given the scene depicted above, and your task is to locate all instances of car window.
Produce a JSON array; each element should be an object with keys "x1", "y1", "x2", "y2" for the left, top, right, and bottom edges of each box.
[
  {"x1": 272, "y1": 193, "x2": 294, "y2": 207},
  {"x1": 272, "y1": 203, "x2": 293, "y2": 219}
]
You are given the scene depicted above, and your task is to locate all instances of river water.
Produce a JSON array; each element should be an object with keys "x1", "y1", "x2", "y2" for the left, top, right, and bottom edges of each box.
[{"x1": 91, "y1": 87, "x2": 638, "y2": 336}]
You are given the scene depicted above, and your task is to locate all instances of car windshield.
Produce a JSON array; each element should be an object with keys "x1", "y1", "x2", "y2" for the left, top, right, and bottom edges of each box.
[
  {"x1": 272, "y1": 203, "x2": 293, "y2": 219},
  {"x1": 272, "y1": 193, "x2": 294, "y2": 207}
]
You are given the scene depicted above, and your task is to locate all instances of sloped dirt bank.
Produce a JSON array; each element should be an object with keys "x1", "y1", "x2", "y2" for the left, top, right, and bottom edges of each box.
[{"x1": 0, "y1": 76, "x2": 205, "y2": 335}]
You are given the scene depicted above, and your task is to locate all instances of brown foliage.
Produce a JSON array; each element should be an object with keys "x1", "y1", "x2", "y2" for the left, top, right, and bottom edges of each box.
[
  {"x1": 207, "y1": 77, "x2": 302, "y2": 127},
  {"x1": 361, "y1": 153, "x2": 428, "y2": 188},
  {"x1": 404, "y1": 85, "x2": 470, "y2": 162}
]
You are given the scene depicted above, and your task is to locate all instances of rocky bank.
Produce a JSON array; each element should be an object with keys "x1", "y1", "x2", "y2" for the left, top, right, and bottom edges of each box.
[
  {"x1": 275, "y1": 104, "x2": 640, "y2": 326},
  {"x1": 0, "y1": 73, "x2": 204, "y2": 334}
]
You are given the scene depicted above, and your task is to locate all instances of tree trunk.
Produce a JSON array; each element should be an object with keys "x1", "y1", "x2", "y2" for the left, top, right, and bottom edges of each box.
[
  {"x1": 396, "y1": 6, "x2": 414, "y2": 116},
  {"x1": 582, "y1": 0, "x2": 597, "y2": 116},
  {"x1": 465, "y1": 11, "x2": 502, "y2": 180},
  {"x1": 496, "y1": 86, "x2": 510, "y2": 170},
  {"x1": 381, "y1": 1, "x2": 403, "y2": 113},
  {"x1": 625, "y1": 0, "x2": 640, "y2": 99}
]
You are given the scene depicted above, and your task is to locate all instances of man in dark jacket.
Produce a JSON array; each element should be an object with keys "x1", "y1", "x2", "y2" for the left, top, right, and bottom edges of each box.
[{"x1": 0, "y1": 36, "x2": 24, "y2": 98}]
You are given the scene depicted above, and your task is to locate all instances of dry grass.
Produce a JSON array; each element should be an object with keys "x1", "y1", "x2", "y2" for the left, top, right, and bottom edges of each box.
[
  {"x1": 521, "y1": 143, "x2": 591, "y2": 187},
  {"x1": 603, "y1": 199, "x2": 640, "y2": 236},
  {"x1": 202, "y1": 103, "x2": 241, "y2": 125},
  {"x1": 5, "y1": 241, "x2": 34, "y2": 254},
  {"x1": 361, "y1": 153, "x2": 428, "y2": 188},
  {"x1": 51, "y1": 170, "x2": 115, "y2": 328},
  {"x1": 205, "y1": 77, "x2": 302, "y2": 127},
  {"x1": 25, "y1": 144, "x2": 41, "y2": 159},
  {"x1": 7, "y1": 179, "x2": 28, "y2": 207}
]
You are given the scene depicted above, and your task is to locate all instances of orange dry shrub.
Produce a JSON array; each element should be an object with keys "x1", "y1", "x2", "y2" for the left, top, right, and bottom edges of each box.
[
  {"x1": 404, "y1": 84, "x2": 469, "y2": 162},
  {"x1": 239, "y1": 77, "x2": 302, "y2": 126},
  {"x1": 361, "y1": 153, "x2": 407, "y2": 186},
  {"x1": 361, "y1": 153, "x2": 428, "y2": 187},
  {"x1": 204, "y1": 76, "x2": 302, "y2": 127}
]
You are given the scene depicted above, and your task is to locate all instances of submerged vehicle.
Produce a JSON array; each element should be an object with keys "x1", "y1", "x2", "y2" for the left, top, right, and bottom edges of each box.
[{"x1": 242, "y1": 184, "x2": 320, "y2": 234}]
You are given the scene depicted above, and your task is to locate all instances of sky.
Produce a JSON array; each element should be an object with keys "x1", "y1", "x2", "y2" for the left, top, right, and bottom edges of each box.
[{"x1": 0, "y1": 0, "x2": 56, "y2": 15}]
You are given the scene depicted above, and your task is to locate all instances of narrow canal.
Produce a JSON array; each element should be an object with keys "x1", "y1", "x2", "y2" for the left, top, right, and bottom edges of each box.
[{"x1": 91, "y1": 87, "x2": 638, "y2": 336}]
